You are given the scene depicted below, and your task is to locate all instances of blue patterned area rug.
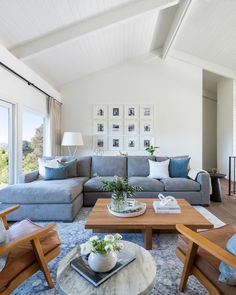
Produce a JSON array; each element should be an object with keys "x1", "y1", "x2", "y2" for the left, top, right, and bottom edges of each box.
[{"x1": 13, "y1": 207, "x2": 223, "y2": 295}]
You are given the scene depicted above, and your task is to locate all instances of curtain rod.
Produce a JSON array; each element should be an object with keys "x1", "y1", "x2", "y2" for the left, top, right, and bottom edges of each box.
[{"x1": 0, "y1": 61, "x2": 60, "y2": 101}]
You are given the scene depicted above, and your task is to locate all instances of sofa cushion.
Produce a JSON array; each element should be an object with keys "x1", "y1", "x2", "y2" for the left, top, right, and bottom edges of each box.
[
  {"x1": 148, "y1": 159, "x2": 170, "y2": 179},
  {"x1": 128, "y1": 156, "x2": 155, "y2": 177},
  {"x1": 91, "y1": 156, "x2": 127, "y2": 177},
  {"x1": 0, "y1": 177, "x2": 88, "y2": 204},
  {"x1": 177, "y1": 225, "x2": 236, "y2": 295},
  {"x1": 169, "y1": 157, "x2": 190, "y2": 178},
  {"x1": 58, "y1": 159, "x2": 77, "y2": 177},
  {"x1": 128, "y1": 177, "x2": 164, "y2": 192},
  {"x1": 41, "y1": 156, "x2": 92, "y2": 177},
  {"x1": 83, "y1": 177, "x2": 114, "y2": 192},
  {"x1": 0, "y1": 219, "x2": 60, "y2": 292},
  {"x1": 44, "y1": 166, "x2": 68, "y2": 180},
  {"x1": 161, "y1": 178, "x2": 200, "y2": 191}
]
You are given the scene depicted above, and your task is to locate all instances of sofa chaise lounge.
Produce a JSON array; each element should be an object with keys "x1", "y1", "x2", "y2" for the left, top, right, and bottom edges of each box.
[{"x1": 0, "y1": 156, "x2": 210, "y2": 221}]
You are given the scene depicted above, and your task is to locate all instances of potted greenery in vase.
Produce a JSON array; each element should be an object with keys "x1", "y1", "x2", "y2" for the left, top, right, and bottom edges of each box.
[
  {"x1": 145, "y1": 145, "x2": 159, "y2": 156},
  {"x1": 101, "y1": 176, "x2": 142, "y2": 212},
  {"x1": 80, "y1": 233, "x2": 123, "y2": 272}
]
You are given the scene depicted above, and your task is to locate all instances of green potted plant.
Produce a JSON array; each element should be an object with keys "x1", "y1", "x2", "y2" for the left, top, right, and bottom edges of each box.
[
  {"x1": 145, "y1": 145, "x2": 159, "y2": 156},
  {"x1": 101, "y1": 176, "x2": 142, "y2": 212},
  {"x1": 80, "y1": 233, "x2": 123, "y2": 272}
]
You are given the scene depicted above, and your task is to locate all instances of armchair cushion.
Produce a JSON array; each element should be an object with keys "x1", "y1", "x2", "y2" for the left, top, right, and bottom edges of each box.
[
  {"x1": 177, "y1": 225, "x2": 236, "y2": 295},
  {"x1": 0, "y1": 219, "x2": 60, "y2": 291},
  {"x1": 219, "y1": 234, "x2": 236, "y2": 285}
]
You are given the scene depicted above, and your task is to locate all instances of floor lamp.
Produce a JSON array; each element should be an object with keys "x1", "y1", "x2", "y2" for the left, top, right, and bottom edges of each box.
[{"x1": 61, "y1": 132, "x2": 84, "y2": 156}]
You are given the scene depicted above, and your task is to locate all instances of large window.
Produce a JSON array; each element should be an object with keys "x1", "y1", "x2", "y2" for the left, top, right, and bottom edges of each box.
[
  {"x1": 0, "y1": 100, "x2": 14, "y2": 187},
  {"x1": 22, "y1": 110, "x2": 45, "y2": 173}
]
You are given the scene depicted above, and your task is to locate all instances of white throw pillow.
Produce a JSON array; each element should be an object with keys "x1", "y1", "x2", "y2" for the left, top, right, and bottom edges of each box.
[
  {"x1": 148, "y1": 159, "x2": 170, "y2": 179},
  {"x1": 38, "y1": 158, "x2": 59, "y2": 178}
]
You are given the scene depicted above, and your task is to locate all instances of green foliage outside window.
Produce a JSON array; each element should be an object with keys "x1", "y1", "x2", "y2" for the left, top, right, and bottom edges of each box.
[{"x1": 0, "y1": 124, "x2": 44, "y2": 185}]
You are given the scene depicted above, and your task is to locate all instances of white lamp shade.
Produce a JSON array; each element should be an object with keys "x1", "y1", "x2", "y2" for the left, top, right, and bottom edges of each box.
[{"x1": 61, "y1": 132, "x2": 84, "y2": 146}]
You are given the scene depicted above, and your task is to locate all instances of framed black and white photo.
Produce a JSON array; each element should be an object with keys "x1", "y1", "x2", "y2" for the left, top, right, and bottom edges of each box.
[
  {"x1": 125, "y1": 104, "x2": 139, "y2": 119},
  {"x1": 94, "y1": 121, "x2": 107, "y2": 134},
  {"x1": 109, "y1": 105, "x2": 123, "y2": 119},
  {"x1": 93, "y1": 104, "x2": 107, "y2": 119},
  {"x1": 124, "y1": 136, "x2": 139, "y2": 151},
  {"x1": 109, "y1": 136, "x2": 124, "y2": 151},
  {"x1": 140, "y1": 105, "x2": 154, "y2": 119},
  {"x1": 140, "y1": 120, "x2": 153, "y2": 135},
  {"x1": 140, "y1": 137, "x2": 154, "y2": 149},
  {"x1": 109, "y1": 120, "x2": 123, "y2": 135},
  {"x1": 93, "y1": 136, "x2": 107, "y2": 150},
  {"x1": 125, "y1": 120, "x2": 139, "y2": 135}
]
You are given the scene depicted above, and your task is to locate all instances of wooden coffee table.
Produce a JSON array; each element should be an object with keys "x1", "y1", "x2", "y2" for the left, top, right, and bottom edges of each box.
[{"x1": 85, "y1": 199, "x2": 213, "y2": 250}]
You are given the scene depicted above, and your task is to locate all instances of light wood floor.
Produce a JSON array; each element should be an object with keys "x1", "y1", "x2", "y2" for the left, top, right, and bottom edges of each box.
[{"x1": 207, "y1": 179, "x2": 236, "y2": 225}]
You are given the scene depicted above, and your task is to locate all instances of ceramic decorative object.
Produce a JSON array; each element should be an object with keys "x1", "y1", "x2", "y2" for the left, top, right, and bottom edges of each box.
[{"x1": 88, "y1": 251, "x2": 117, "y2": 272}]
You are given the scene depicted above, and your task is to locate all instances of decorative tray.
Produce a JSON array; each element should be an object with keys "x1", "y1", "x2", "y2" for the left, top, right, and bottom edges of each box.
[{"x1": 107, "y1": 201, "x2": 146, "y2": 218}]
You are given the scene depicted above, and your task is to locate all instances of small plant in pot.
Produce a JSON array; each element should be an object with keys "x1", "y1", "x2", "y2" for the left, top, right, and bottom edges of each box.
[
  {"x1": 101, "y1": 176, "x2": 142, "y2": 212},
  {"x1": 145, "y1": 145, "x2": 159, "y2": 156},
  {"x1": 80, "y1": 234, "x2": 123, "y2": 272}
]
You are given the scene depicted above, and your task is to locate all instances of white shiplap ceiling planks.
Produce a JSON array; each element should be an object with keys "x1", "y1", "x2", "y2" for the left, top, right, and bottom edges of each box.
[
  {"x1": 0, "y1": 0, "x2": 235, "y2": 87},
  {"x1": 0, "y1": 0, "x2": 136, "y2": 48},
  {"x1": 26, "y1": 10, "x2": 159, "y2": 87},
  {"x1": 174, "y1": 0, "x2": 236, "y2": 71}
]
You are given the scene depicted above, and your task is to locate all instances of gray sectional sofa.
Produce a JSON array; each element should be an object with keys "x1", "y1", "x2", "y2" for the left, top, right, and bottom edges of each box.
[{"x1": 0, "y1": 155, "x2": 210, "y2": 221}]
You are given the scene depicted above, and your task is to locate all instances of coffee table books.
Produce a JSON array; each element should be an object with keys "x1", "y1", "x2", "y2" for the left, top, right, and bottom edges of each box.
[
  {"x1": 70, "y1": 250, "x2": 136, "y2": 287},
  {"x1": 153, "y1": 200, "x2": 181, "y2": 214}
]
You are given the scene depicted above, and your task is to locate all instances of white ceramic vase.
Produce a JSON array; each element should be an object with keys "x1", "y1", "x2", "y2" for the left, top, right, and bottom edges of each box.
[{"x1": 88, "y1": 251, "x2": 117, "y2": 272}]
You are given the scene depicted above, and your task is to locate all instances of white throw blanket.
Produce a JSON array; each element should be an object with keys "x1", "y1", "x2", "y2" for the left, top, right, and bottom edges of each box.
[{"x1": 188, "y1": 169, "x2": 212, "y2": 194}]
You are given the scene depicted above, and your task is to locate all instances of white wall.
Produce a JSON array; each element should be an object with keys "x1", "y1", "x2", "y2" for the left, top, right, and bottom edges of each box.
[
  {"x1": 0, "y1": 44, "x2": 61, "y2": 177},
  {"x1": 217, "y1": 77, "x2": 234, "y2": 175},
  {"x1": 60, "y1": 56, "x2": 203, "y2": 167},
  {"x1": 202, "y1": 91, "x2": 217, "y2": 171}
]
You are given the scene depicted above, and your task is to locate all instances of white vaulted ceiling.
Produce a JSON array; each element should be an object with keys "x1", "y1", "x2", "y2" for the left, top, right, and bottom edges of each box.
[
  {"x1": 174, "y1": 0, "x2": 236, "y2": 71},
  {"x1": 0, "y1": 0, "x2": 235, "y2": 87}
]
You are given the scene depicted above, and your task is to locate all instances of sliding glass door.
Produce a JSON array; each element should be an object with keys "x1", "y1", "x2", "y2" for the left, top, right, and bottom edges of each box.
[{"x1": 0, "y1": 100, "x2": 14, "y2": 187}]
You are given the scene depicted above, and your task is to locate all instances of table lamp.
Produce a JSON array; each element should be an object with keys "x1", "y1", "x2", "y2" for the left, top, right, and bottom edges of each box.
[{"x1": 61, "y1": 132, "x2": 84, "y2": 156}]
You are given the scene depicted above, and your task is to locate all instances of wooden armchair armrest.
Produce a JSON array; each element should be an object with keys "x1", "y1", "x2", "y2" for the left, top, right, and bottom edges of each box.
[
  {"x1": 176, "y1": 224, "x2": 236, "y2": 269},
  {"x1": 0, "y1": 205, "x2": 20, "y2": 229},
  {"x1": 0, "y1": 223, "x2": 57, "y2": 256},
  {"x1": 0, "y1": 204, "x2": 20, "y2": 218}
]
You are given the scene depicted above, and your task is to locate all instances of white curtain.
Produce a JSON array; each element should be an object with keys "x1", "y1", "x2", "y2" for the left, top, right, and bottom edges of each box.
[{"x1": 48, "y1": 97, "x2": 62, "y2": 156}]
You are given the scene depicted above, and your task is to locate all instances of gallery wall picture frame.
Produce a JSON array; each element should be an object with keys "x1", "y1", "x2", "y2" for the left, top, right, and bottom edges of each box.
[
  {"x1": 109, "y1": 120, "x2": 123, "y2": 135},
  {"x1": 125, "y1": 120, "x2": 139, "y2": 135},
  {"x1": 140, "y1": 136, "x2": 154, "y2": 150},
  {"x1": 93, "y1": 120, "x2": 107, "y2": 135},
  {"x1": 140, "y1": 120, "x2": 154, "y2": 135},
  {"x1": 124, "y1": 136, "x2": 139, "y2": 151},
  {"x1": 93, "y1": 104, "x2": 108, "y2": 119},
  {"x1": 108, "y1": 136, "x2": 124, "y2": 151},
  {"x1": 93, "y1": 136, "x2": 108, "y2": 150},
  {"x1": 109, "y1": 105, "x2": 123, "y2": 120},
  {"x1": 125, "y1": 104, "x2": 139, "y2": 119},
  {"x1": 140, "y1": 104, "x2": 154, "y2": 120}
]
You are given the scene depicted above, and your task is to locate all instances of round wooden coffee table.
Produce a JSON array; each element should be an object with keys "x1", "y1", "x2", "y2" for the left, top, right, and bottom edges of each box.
[{"x1": 57, "y1": 241, "x2": 156, "y2": 295}]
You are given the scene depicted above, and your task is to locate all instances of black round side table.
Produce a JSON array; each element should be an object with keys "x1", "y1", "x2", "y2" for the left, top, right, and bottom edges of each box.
[{"x1": 209, "y1": 172, "x2": 226, "y2": 202}]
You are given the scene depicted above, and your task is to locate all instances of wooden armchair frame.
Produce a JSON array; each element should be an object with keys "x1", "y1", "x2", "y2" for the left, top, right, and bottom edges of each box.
[
  {"x1": 0, "y1": 205, "x2": 60, "y2": 295},
  {"x1": 176, "y1": 224, "x2": 236, "y2": 295}
]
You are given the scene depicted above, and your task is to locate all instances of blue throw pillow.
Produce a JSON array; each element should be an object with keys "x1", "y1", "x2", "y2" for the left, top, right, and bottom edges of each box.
[
  {"x1": 57, "y1": 159, "x2": 77, "y2": 177},
  {"x1": 169, "y1": 157, "x2": 190, "y2": 178},
  {"x1": 219, "y1": 234, "x2": 236, "y2": 285},
  {"x1": 44, "y1": 166, "x2": 68, "y2": 180}
]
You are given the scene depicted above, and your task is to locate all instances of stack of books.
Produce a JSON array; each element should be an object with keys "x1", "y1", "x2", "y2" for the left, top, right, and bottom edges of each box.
[{"x1": 153, "y1": 200, "x2": 181, "y2": 214}]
